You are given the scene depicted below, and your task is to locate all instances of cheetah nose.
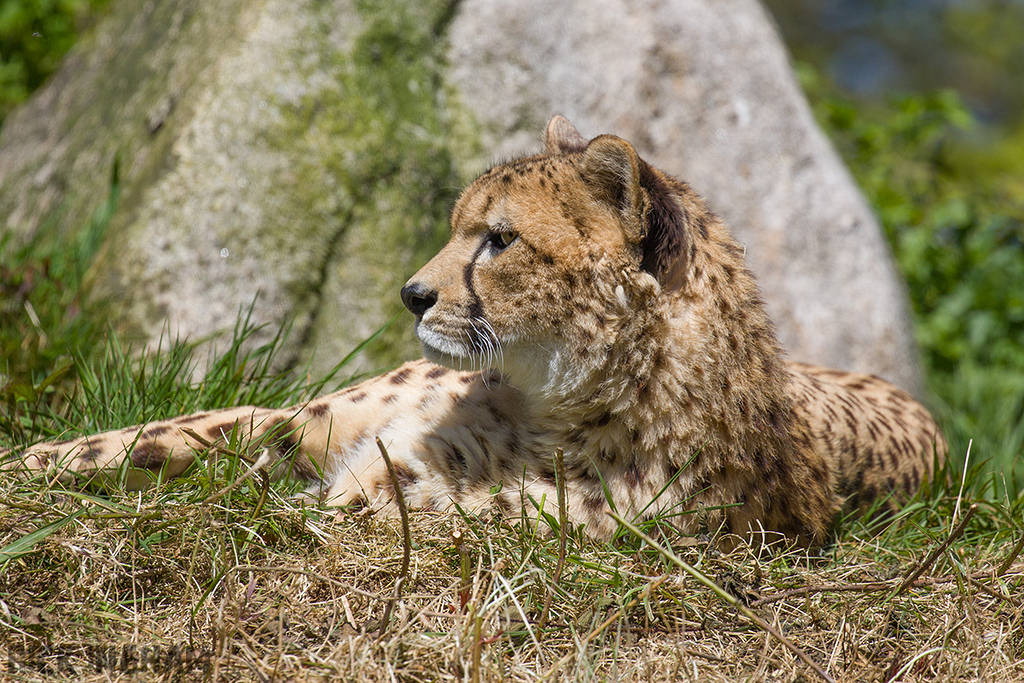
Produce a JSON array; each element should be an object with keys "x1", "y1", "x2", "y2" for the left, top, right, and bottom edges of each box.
[{"x1": 401, "y1": 282, "x2": 438, "y2": 317}]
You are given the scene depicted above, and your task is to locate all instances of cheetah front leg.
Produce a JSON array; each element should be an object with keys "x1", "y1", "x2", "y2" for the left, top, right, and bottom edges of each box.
[
  {"x1": 2, "y1": 403, "x2": 280, "y2": 490},
  {"x1": 1, "y1": 360, "x2": 511, "y2": 507}
]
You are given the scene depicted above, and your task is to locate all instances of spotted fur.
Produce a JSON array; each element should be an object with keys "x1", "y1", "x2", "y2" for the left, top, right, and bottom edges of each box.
[{"x1": 2, "y1": 117, "x2": 946, "y2": 546}]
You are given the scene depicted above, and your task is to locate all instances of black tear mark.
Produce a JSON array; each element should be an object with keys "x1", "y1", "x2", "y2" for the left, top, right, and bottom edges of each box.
[{"x1": 463, "y1": 240, "x2": 489, "y2": 326}]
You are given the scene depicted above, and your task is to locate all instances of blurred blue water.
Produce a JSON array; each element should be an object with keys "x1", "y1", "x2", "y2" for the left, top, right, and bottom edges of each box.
[{"x1": 778, "y1": 0, "x2": 1023, "y2": 122}]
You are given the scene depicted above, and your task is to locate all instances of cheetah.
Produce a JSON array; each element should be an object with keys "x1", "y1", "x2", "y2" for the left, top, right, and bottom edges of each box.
[{"x1": 2, "y1": 116, "x2": 946, "y2": 546}]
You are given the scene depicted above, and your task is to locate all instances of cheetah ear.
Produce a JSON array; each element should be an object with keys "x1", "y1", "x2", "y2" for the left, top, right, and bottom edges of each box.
[
  {"x1": 544, "y1": 115, "x2": 589, "y2": 154},
  {"x1": 578, "y1": 134, "x2": 646, "y2": 244},
  {"x1": 579, "y1": 134, "x2": 693, "y2": 290}
]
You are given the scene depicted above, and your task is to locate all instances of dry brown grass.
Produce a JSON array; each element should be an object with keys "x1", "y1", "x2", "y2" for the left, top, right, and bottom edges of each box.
[
  {"x1": 3, "y1": 273, "x2": 1020, "y2": 681},
  {"x1": 1, "y1": 461, "x2": 1022, "y2": 683}
]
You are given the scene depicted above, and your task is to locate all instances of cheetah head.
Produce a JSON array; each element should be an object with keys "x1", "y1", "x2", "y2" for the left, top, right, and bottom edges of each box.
[{"x1": 401, "y1": 116, "x2": 698, "y2": 399}]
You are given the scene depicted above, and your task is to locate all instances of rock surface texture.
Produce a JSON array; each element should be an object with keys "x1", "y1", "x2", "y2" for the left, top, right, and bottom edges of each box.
[{"x1": 0, "y1": 0, "x2": 922, "y2": 393}]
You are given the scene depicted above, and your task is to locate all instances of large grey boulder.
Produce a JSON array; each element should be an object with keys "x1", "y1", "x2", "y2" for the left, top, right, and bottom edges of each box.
[{"x1": 0, "y1": 0, "x2": 923, "y2": 393}]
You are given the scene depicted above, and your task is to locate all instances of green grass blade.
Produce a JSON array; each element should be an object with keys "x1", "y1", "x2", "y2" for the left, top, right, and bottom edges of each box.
[{"x1": 0, "y1": 509, "x2": 87, "y2": 567}]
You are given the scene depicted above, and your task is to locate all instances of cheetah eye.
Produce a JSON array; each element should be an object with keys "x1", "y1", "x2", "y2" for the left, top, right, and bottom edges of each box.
[{"x1": 486, "y1": 230, "x2": 518, "y2": 252}]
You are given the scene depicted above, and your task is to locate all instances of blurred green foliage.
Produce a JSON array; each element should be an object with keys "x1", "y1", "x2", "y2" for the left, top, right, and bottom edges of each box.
[
  {"x1": 0, "y1": 0, "x2": 110, "y2": 124},
  {"x1": 800, "y1": 65, "x2": 1024, "y2": 477}
]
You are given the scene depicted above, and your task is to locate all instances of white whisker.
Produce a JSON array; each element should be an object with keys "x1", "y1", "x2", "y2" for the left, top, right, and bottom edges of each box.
[
  {"x1": 464, "y1": 316, "x2": 505, "y2": 389},
  {"x1": 480, "y1": 317, "x2": 505, "y2": 377}
]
